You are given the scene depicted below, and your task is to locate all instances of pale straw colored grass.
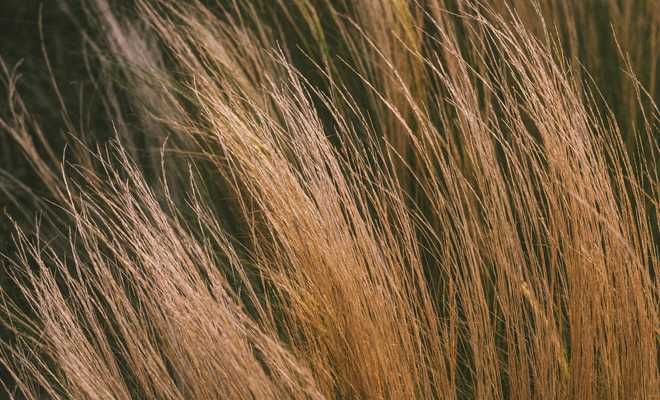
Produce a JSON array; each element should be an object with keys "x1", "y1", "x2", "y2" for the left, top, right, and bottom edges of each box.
[{"x1": 1, "y1": 0, "x2": 657, "y2": 399}]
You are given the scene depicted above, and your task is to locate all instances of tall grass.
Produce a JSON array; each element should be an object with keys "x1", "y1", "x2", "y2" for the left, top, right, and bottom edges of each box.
[{"x1": 0, "y1": 0, "x2": 657, "y2": 399}]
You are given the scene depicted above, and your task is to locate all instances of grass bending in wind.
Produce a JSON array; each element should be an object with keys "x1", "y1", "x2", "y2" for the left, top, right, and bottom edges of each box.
[{"x1": 0, "y1": 0, "x2": 657, "y2": 399}]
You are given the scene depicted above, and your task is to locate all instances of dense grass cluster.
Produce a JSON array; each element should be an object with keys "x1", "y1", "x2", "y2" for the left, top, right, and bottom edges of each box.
[{"x1": 0, "y1": 0, "x2": 658, "y2": 399}]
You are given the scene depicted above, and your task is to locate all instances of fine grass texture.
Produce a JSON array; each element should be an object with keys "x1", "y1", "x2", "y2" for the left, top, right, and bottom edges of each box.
[{"x1": 0, "y1": 0, "x2": 658, "y2": 399}]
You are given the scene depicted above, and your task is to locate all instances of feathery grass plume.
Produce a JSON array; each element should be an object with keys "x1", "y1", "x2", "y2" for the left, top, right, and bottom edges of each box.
[{"x1": 0, "y1": 0, "x2": 657, "y2": 399}]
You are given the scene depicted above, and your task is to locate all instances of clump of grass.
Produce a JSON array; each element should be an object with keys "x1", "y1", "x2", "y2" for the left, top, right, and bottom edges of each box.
[{"x1": 0, "y1": 0, "x2": 657, "y2": 399}]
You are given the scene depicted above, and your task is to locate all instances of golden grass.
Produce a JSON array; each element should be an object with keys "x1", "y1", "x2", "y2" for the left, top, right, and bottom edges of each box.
[{"x1": 0, "y1": 0, "x2": 657, "y2": 398}]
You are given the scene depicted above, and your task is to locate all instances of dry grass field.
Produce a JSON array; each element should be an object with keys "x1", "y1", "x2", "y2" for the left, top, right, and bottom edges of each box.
[{"x1": 0, "y1": 0, "x2": 658, "y2": 399}]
